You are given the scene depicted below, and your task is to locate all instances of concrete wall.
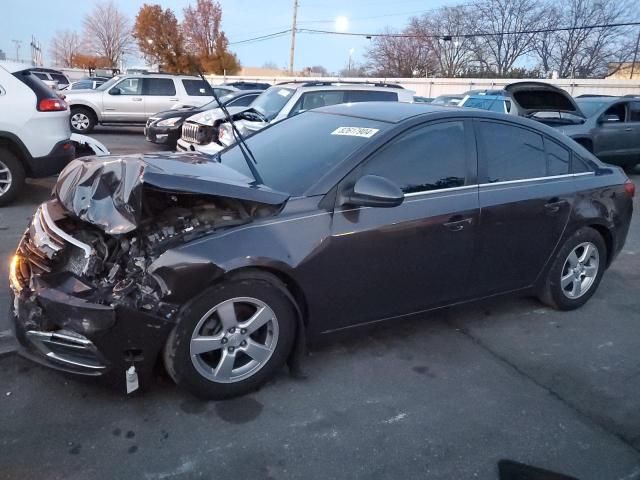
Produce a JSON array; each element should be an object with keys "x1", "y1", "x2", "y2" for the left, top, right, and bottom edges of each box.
[{"x1": 206, "y1": 75, "x2": 640, "y2": 97}]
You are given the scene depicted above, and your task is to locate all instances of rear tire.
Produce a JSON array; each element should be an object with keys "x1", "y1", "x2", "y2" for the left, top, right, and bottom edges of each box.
[
  {"x1": 164, "y1": 275, "x2": 297, "y2": 399},
  {"x1": 0, "y1": 148, "x2": 25, "y2": 206},
  {"x1": 70, "y1": 107, "x2": 96, "y2": 133},
  {"x1": 538, "y1": 227, "x2": 607, "y2": 310}
]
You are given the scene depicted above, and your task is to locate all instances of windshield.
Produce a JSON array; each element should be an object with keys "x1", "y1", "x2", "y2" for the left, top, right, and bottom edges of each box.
[
  {"x1": 218, "y1": 111, "x2": 388, "y2": 195},
  {"x1": 576, "y1": 100, "x2": 610, "y2": 118},
  {"x1": 96, "y1": 76, "x2": 121, "y2": 91},
  {"x1": 249, "y1": 87, "x2": 294, "y2": 120}
]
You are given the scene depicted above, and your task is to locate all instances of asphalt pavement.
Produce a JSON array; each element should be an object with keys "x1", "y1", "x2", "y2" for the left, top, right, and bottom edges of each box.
[{"x1": 0, "y1": 129, "x2": 639, "y2": 479}]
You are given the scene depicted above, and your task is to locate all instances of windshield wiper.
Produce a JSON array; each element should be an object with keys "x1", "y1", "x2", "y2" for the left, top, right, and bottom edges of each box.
[{"x1": 190, "y1": 62, "x2": 263, "y2": 185}]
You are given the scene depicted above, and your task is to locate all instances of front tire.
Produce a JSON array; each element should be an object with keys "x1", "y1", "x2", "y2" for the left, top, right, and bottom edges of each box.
[
  {"x1": 0, "y1": 148, "x2": 25, "y2": 206},
  {"x1": 164, "y1": 275, "x2": 297, "y2": 399},
  {"x1": 539, "y1": 227, "x2": 607, "y2": 310},
  {"x1": 70, "y1": 107, "x2": 96, "y2": 133}
]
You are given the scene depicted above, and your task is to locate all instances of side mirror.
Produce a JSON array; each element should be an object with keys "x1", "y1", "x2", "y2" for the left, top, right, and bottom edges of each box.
[
  {"x1": 344, "y1": 175, "x2": 404, "y2": 208},
  {"x1": 109, "y1": 88, "x2": 121, "y2": 96},
  {"x1": 601, "y1": 114, "x2": 620, "y2": 123}
]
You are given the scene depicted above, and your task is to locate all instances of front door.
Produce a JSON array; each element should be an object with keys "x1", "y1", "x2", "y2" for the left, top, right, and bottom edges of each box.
[
  {"x1": 471, "y1": 120, "x2": 573, "y2": 295},
  {"x1": 103, "y1": 77, "x2": 145, "y2": 122},
  {"x1": 593, "y1": 101, "x2": 636, "y2": 164},
  {"x1": 322, "y1": 120, "x2": 479, "y2": 332}
]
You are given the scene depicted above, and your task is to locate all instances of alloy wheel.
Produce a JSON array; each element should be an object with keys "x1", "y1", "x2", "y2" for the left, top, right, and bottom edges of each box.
[
  {"x1": 189, "y1": 297, "x2": 279, "y2": 383},
  {"x1": 71, "y1": 113, "x2": 90, "y2": 131},
  {"x1": 560, "y1": 241, "x2": 599, "y2": 299},
  {"x1": 0, "y1": 159, "x2": 13, "y2": 196}
]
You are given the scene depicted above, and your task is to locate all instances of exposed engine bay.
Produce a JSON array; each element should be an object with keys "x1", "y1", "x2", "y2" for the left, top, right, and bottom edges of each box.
[{"x1": 15, "y1": 154, "x2": 286, "y2": 320}]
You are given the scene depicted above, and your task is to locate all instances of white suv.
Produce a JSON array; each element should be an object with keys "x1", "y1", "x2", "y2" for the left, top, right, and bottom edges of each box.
[
  {"x1": 64, "y1": 74, "x2": 215, "y2": 133},
  {"x1": 0, "y1": 62, "x2": 74, "y2": 205},
  {"x1": 177, "y1": 81, "x2": 414, "y2": 154}
]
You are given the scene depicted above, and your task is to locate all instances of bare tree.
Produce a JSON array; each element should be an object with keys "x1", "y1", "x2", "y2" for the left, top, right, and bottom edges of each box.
[
  {"x1": 83, "y1": 1, "x2": 133, "y2": 67},
  {"x1": 50, "y1": 30, "x2": 81, "y2": 67},
  {"x1": 411, "y1": 6, "x2": 474, "y2": 77},
  {"x1": 469, "y1": 0, "x2": 546, "y2": 76},
  {"x1": 534, "y1": 0, "x2": 635, "y2": 78},
  {"x1": 366, "y1": 27, "x2": 434, "y2": 77}
]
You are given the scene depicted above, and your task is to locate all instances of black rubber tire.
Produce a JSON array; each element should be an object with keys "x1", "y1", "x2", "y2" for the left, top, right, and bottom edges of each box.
[
  {"x1": 69, "y1": 107, "x2": 97, "y2": 133},
  {"x1": 538, "y1": 227, "x2": 607, "y2": 310},
  {"x1": 0, "y1": 148, "x2": 26, "y2": 206},
  {"x1": 163, "y1": 275, "x2": 297, "y2": 399}
]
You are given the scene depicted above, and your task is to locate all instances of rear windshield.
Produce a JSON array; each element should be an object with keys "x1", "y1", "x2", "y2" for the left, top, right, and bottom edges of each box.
[{"x1": 218, "y1": 111, "x2": 388, "y2": 195}]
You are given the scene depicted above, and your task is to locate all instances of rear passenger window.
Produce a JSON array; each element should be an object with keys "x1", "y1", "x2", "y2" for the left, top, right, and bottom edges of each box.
[
  {"x1": 572, "y1": 154, "x2": 592, "y2": 173},
  {"x1": 545, "y1": 139, "x2": 570, "y2": 176},
  {"x1": 477, "y1": 122, "x2": 546, "y2": 182},
  {"x1": 629, "y1": 102, "x2": 640, "y2": 122},
  {"x1": 292, "y1": 91, "x2": 346, "y2": 115},
  {"x1": 144, "y1": 78, "x2": 176, "y2": 96},
  {"x1": 182, "y1": 79, "x2": 210, "y2": 96},
  {"x1": 347, "y1": 90, "x2": 397, "y2": 102}
]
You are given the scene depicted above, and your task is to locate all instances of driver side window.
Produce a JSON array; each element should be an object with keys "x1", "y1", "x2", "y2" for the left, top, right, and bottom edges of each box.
[
  {"x1": 603, "y1": 103, "x2": 626, "y2": 122},
  {"x1": 111, "y1": 78, "x2": 142, "y2": 95},
  {"x1": 360, "y1": 121, "x2": 468, "y2": 194}
]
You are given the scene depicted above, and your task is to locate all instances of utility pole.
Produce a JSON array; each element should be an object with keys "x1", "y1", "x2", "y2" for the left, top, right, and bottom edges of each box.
[
  {"x1": 289, "y1": 0, "x2": 298, "y2": 75},
  {"x1": 12, "y1": 39, "x2": 22, "y2": 62}
]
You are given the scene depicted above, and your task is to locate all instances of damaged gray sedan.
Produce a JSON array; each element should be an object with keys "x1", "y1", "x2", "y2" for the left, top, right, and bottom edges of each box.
[{"x1": 9, "y1": 103, "x2": 633, "y2": 399}]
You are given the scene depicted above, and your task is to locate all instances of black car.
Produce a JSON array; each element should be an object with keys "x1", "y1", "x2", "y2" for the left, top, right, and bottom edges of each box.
[
  {"x1": 224, "y1": 81, "x2": 271, "y2": 90},
  {"x1": 10, "y1": 103, "x2": 634, "y2": 399},
  {"x1": 144, "y1": 90, "x2": 261, "y2": 148}
]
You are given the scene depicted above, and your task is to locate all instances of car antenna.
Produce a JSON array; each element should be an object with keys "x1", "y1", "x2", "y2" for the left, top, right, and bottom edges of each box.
[{"x1": 188, "y1": 58, "x2": 263, "y2": 185}]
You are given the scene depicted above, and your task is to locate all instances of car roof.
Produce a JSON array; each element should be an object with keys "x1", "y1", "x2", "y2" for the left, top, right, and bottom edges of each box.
[
  {"x1": 315, "y1": 102, "x2": 458, "y2": 123},
  {"x1": 275, "y1": 81, "x2": 404, "y2": 91}
]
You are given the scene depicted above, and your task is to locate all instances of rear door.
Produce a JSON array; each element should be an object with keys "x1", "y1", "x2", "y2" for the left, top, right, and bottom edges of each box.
[
  {"x1": 472, "y1": 120, "x2": 574, "y2": 296},
  {"x1": 103, "y1": 77, "x2": 144, "y2": 122},
  {"x1": 143, "y1": 78, "x2": 178, "y2": 116},
  {"x1": 626, "y1": 101, "x2": 640, "y2": 158}
]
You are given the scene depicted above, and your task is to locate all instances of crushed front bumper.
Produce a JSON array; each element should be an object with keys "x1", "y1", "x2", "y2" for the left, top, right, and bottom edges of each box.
[{"x1": 10, "y1": 269, "x2": 175, "y2": 385}]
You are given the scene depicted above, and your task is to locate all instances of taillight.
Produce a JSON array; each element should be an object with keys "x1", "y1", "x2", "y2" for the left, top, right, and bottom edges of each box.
[
  {"x1": 624, "y1": 180, "x2": 635, "y2": 198},
  {"x1": 38, "y1": 98, "x2": 67, "y2": 112}
]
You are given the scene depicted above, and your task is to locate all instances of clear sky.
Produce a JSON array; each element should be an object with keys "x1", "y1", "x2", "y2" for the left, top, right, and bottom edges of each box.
[{"x1": 0, "y1": 0, "x2": 459, "y2": 72}]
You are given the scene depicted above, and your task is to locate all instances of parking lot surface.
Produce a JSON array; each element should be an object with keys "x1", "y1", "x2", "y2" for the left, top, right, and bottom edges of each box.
[{"x1": 0, "y1": 129, "x2": 638, "y2": 479}]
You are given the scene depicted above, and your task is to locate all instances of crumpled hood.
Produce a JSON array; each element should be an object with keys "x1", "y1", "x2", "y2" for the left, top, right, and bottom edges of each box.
[
  {"x1": 187, "y1": 106, "x2": 252, "y2": 126},
  {"x1": 55, "y1": 152, "x2": 289, "y2": 235}
]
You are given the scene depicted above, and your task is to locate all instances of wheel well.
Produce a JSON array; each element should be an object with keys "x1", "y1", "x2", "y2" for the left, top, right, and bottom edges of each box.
[
  {"x1": 223, "y1": 267, "x2": 309, "y2": 325},
  {"x1": 588, "y1": 224, "x2": 613, "y2": 266},
  {"x1": 0, "y1": 137, "x2": 30, "y2": 174}
]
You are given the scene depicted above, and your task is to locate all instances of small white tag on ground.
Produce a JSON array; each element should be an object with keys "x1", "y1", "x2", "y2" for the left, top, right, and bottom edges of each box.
[
  {"x1": 331, "y1": 127, "x2": 379, "y2": 138},
  {"x1": 126, "y1": 366, "x2": 139, "y2": 394}
]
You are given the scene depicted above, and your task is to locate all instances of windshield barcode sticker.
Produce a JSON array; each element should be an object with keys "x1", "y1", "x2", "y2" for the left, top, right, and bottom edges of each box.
[
  {"x1": 278, "y1": 89, "x2": 292, "y2": 97},
  {"x1": 331, "y1": 127, "x2": 379, "y2": 138}
]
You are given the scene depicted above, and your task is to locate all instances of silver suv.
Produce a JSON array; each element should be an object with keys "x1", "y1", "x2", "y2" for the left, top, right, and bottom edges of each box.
[
  {"x1": 177, "y1": 81, "x2": 415, "y2": 155},
  {"x1": 63, "y1": 74, "x2": 214, "y2": 133}
]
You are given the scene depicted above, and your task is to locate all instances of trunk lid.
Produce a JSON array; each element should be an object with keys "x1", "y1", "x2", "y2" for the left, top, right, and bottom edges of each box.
[{"x1": 505, "y1": 82, "x2": 585, "y2": 118}]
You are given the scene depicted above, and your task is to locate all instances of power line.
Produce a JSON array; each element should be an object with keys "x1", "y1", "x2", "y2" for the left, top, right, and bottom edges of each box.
[
  {"x1": 228, "y1": 21, "x2": 640, "y2": 47},
  {"x1": 299, "y1": 21, "x2": 640, "y2": 39}
]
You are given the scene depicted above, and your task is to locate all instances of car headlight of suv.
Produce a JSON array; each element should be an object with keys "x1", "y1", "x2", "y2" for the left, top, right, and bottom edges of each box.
[{"x1": 156, "y1": 117, "x2": 183, "y2": 127}]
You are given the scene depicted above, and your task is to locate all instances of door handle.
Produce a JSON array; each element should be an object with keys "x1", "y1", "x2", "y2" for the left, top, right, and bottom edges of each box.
[
  {"x1": 443, "y1": 217, "x2": 473, "y2": 232},
  {"x1": 169, "y1": 98, "x2": 179, "y2": 101},
  {"x1": 544, "y1": 198, "x2": 568, "y2": 214},
  {"x1": 625, "y1": 128, "x2": 633, "y2": 132},
  {"x1": 132, "y1": 97, "x2": 143, "y2": 102}
]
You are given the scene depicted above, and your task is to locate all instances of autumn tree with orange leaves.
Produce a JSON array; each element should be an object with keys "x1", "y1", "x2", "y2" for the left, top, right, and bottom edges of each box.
[
  {"x1": 182, "y1": 0, "x2": 240, "y2": 74},
  {"x1": 133, "y1": 5, "x2": 190, "y2": 73}
]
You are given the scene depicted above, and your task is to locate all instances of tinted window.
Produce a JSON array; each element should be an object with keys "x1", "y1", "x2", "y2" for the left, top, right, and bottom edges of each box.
[
  {"x1": 572, "y1": 154, "x2": 592, "y2": 173},
  {"x1": 575, "y1": 100, "x2": 610, "y2": 118},
  {"x1": 347, "y1": 90, "x2": 397, "y2": 102},
  {"x1": 464, "y1": 97, "x2": 494, "y2": 110},
  {"x1": 113, "y1": 78, "x2": 142, "y2": 95},
  {"x1": 361, "y1": 121, "x2": 467, "y2": 193},
  {"x1": 477, "y1": 122, "x2": 546, "y2": 182},
  {"x1": 219, "y1": 112, "x2": 388, "y2": 195},
  {"x1": 629, "y1": 102, "x2": 640, "y2": 122},
  {"x1": 144, "y1": 78, "x2": 176, "y2": 96},
  {"x1": 72, "y1": 80, "x2": 92, "y2": 90},
  {"x1": 545, "y1": 139, "x2": 570, "y2": 176},
  {"x1": 227, "y1": 94, "x2": 257, "y2": 107},
  {"x1": 489, "y1": 100, "x2": 506, "y2": 113},
  {"x1": 33, "y1": 72, "x2": 49, "y2": 80},
  {"x1": 50, "y1": 73, "x2": 68, "y2": 85},
  {"x1": 291, "y1": 91, "x2": 346, "y2": 115},
  {"x1": 603, "y1": 103, "x2": 626, "y2": 122},
  {"x1": 182, "y1": 79, "x2": 210, "y2": 96}
]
